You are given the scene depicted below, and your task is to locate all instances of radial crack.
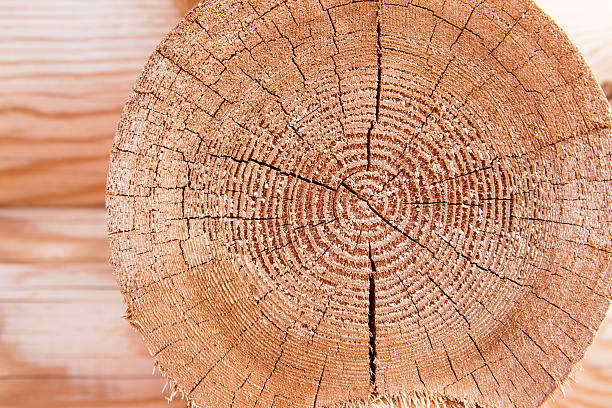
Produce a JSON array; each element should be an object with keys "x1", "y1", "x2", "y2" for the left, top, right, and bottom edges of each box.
[
  {"x1": 367, "y1": 0, "x2": 383, "y2": 171},
  {"x1": 339, "y1": 181, "x2": 435, "y2": 255},
  {"x1": 368, "y1": 243, "x2": 377, "y2": 391},
  {"x1": 375, "y1": 5, "x2": 383, "y2": 121},
  {"x1": 209, "y1": 153, "x2": 337, "y2": 192},
  {"x1": 367, "y1": 121, "x2": 374, "y2": 171},
  {"x1": 312, "y1": 354, "x2": 327, "y2": 408}
]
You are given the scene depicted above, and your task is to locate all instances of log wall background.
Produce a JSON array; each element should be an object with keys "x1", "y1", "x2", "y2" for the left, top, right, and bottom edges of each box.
[{"x1": 0, "y1": 0, "x2": 609, "y2": 406}]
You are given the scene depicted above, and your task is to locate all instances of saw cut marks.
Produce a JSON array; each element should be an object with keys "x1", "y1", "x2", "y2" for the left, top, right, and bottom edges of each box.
[{"x1": 106, "y1": 0, "x2": 612, "y2": 407}]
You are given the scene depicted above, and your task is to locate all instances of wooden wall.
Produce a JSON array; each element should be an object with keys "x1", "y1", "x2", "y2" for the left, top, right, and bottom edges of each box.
[
  {"x1": 0, "y1": 0, "x2": 197, "y2": 206},
  {"x1": 0, "y1": 0, "x2": 610, "y2": 407}
]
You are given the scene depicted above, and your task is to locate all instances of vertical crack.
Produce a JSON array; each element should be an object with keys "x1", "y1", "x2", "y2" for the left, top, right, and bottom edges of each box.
[
  {"x1": 366, "y1": 121, "x2": 374, "y2": 171},
  {"x1": 312, "y1": 354, "x2": 327, "y2": 408},
  {"x1": 374, "y1": 3, "x2": 382, "y2": 121},
  {"x1": 367, "y1": 0, "x2": 383, "y2": 171},
  {"x1": 368, "y1": 243, "x2": 377, "y2": 392}
]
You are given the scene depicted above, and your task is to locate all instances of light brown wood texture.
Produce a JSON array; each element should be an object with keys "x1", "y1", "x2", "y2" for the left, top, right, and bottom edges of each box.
[
  {"x1": 1, "y1": 0, "x2": 611, "y2": 408},
  {"x1": 0, "y1": 0, "x2": 609, "y2": 208},
  {"x1": 536, "y1": 0, "x2": 612, "y2": 88},
  {"x1": 0, "y1": 209, "x2": 609, "y2": 408},
  {"x1": 0, "y1": 0, "x2": 192, "y2": 206},
  {"x1": 502, "y1": 6, "x2": 612, "y2": 408},
  {"x1": 545, "y1": 307, "x2": 612, "y2": 408},
  {"x1": 107, "y1": 0, "x2": 611, "y2": 407},
  {"x1": 0, "y1": 208, "x2": 183, "y2": 407}
]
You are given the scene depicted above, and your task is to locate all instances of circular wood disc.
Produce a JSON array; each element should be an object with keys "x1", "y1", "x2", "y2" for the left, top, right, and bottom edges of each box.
[{"x1": 106, "y1": 1, "x2": 612, "y2": 407}]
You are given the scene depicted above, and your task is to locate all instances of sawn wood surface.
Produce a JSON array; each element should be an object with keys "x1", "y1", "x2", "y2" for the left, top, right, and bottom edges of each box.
[{"x1": 0, "y1": 0, "x2": 610, "y2": 407}]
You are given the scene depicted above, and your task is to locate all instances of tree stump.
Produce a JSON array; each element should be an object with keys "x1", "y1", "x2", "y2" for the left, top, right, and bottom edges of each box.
[{"x1": 106, "y1": 1, "x2": 612, "y2": 407}]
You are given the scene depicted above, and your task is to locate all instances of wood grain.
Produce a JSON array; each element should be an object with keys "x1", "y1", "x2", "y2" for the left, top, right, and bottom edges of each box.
[
  {"x1": 544, "y1": 308, "x2": 612, "y2": 408},
  {"x1": 0, "y1": 0, "x2": 186, "y2": 206},
  {"x1": 537, "y1": 0, "x2": 612, "y2": 88},
  {"x1": 1, "y1": 1, "x2": 611, "y2": 407},
  {"x1": 495, "y1": 6, "x2": 612, "y2": 405},
  {"x1": 0, "y1": 0, "x2": 610, "y2": 207},
  {"x1": 0, "y1": 208, "x2": 609, "y2": 407},
  {"x1": 106, "y1": 0, "x2": 611, "y2": 407},
  {"x1": 0, "y1": 209, "x2": 183, "y2": 407}
]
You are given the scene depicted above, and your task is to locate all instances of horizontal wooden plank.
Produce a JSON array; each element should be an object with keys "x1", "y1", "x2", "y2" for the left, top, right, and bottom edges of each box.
[
  {"x1": 0, "y1": 208, "x2": 183, "y2": 407},
  {"x1": 4, "y1": 381, "x2": 186, "y2": 408},
  {"x1": 0, "y1": 0, "x2": 610, "y2": 206},
  {"x1": 0, "y1": 0, "x2": 192, "y2": 206}
]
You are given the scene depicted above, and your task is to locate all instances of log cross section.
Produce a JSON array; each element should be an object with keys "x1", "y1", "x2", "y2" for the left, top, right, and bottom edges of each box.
[{"x1": 107, "y1": 1, "x2": 612, "y2": 407}]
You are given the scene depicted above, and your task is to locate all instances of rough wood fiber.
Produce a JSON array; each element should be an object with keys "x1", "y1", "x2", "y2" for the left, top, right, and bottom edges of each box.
[
  {"x1": 545, "y1": 307, "x2": 612, "y2": 408},
  {"x1": 107, "y1": 1, "x2": 612, "y2": 407},
  {"x1": 536, "y1": 0, "x2": 612, "y2": 88}
]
